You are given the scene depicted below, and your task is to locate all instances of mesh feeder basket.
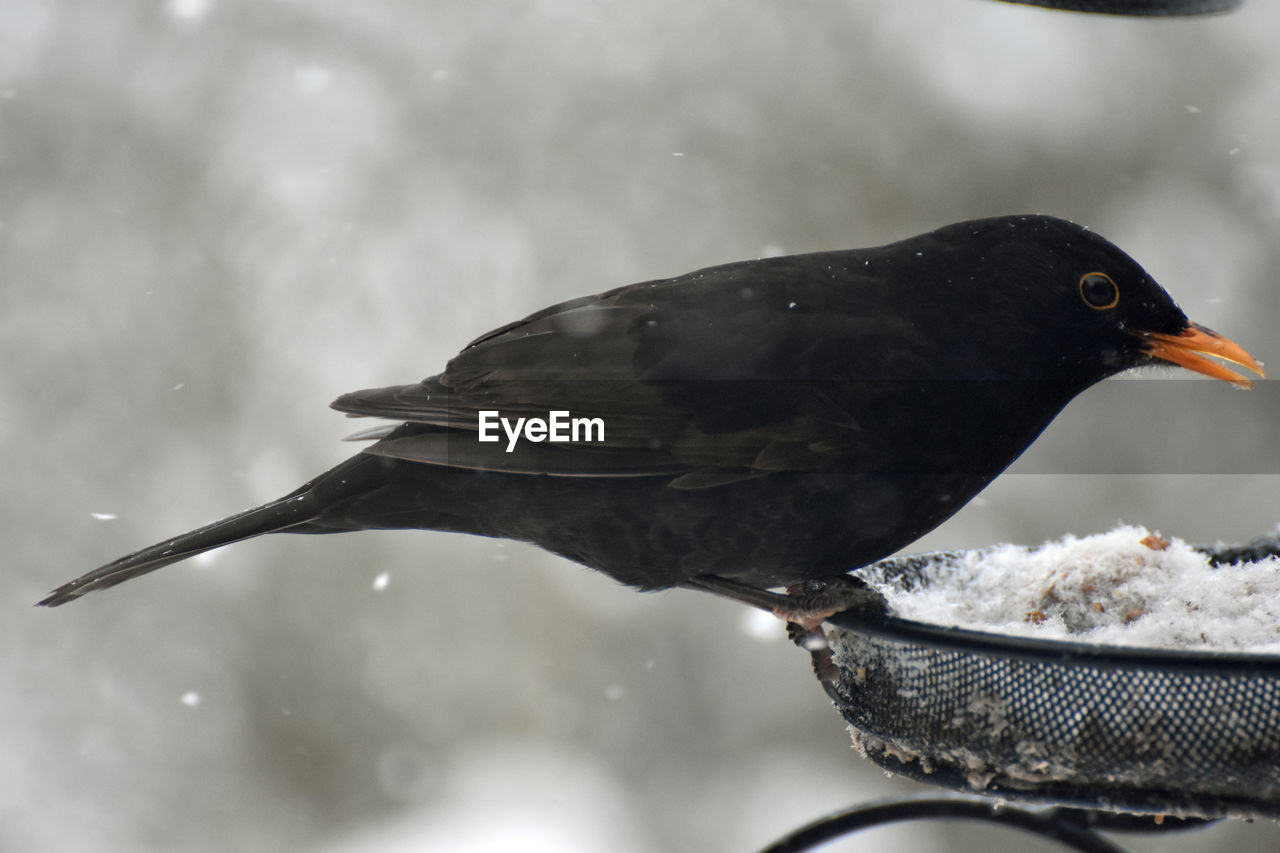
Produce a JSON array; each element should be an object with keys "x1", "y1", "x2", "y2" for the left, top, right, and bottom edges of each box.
[{"x1": 819, "y1": 535, "x2": 1280, "y2": 821}]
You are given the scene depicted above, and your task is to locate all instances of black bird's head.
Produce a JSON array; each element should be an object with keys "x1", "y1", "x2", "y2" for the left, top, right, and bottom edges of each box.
[{"x1": 922, "y1": 215, "x2": 1264, "y2": 389}]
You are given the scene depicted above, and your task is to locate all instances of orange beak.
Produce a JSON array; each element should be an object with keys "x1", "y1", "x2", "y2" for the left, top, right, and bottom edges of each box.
[{"x1": 1143, "y1": 323, "x2": 1265, "y2": 389}]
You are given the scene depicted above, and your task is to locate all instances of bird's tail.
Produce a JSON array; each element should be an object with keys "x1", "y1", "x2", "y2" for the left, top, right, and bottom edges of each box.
[{"x1": 37, "y1": 484, "x2": 328, "y2": 607}]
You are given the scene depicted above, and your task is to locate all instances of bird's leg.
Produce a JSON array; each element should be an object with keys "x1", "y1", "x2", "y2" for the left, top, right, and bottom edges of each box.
[
  {"x1": 680, "y1": 573, "x2": 884, "y2": 624},
  {"x1": 678, "y1": 575, "x2": 794, "y2": 613},
  {"x1": 679, "y1": 574, "x2": 885, "y2": 684}
]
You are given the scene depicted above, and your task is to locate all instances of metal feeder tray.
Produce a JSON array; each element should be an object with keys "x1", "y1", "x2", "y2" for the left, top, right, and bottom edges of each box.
[{"x1": 819, "y1": 536, "x2": 1280, "y2": 822}]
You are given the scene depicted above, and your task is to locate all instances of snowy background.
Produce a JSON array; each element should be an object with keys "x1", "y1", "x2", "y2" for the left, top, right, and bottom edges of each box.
[{"x1": 6, "y1": 1, "x2": 1280, "y2": 851}]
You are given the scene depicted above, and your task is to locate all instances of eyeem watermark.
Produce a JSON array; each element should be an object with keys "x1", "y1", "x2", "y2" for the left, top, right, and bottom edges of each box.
[{"x1": 478, "y1": 410, "x2": 605, "y2": 452}]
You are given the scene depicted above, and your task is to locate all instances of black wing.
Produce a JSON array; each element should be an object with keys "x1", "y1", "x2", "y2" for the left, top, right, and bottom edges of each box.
[{"x1": 332, "y1": 253, "x2": 935, "y2": 485}]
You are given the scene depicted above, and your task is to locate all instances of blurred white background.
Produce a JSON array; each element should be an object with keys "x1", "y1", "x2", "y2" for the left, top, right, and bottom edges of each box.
[{"x1": 6, "y1": 1, "x2": 1280, "y2": 850}]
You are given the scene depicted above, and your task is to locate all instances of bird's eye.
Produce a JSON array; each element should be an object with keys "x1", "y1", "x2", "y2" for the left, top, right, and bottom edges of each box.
[{"x1": 1079, "y1": 272, "x2": 1119, "y2": 310}]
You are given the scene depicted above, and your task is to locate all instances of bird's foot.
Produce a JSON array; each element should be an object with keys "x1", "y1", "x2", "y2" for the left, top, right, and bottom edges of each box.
[
  {"x1": 679, "y1": 574, "x2": 884, "y2": 684},
  {"x1": 780, "y1": 577, "x2": 885, "y2": 683},
  {"x1": 779, "y1": 575, "x2": 884, "y2": 630},
  {"x1": 783, "y1": 620, "x2": 841, "y2": 684}
]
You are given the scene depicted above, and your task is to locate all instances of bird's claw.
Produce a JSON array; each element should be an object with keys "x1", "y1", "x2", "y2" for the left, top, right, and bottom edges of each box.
[{"x1": 680, "y1": 573, "x2": 885, "y2": 684}]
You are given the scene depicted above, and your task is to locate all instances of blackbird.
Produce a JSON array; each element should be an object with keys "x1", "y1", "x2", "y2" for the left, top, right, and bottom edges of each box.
[{"x1": 40, "y1": 215, "x2": 1262, "y2": 608}]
